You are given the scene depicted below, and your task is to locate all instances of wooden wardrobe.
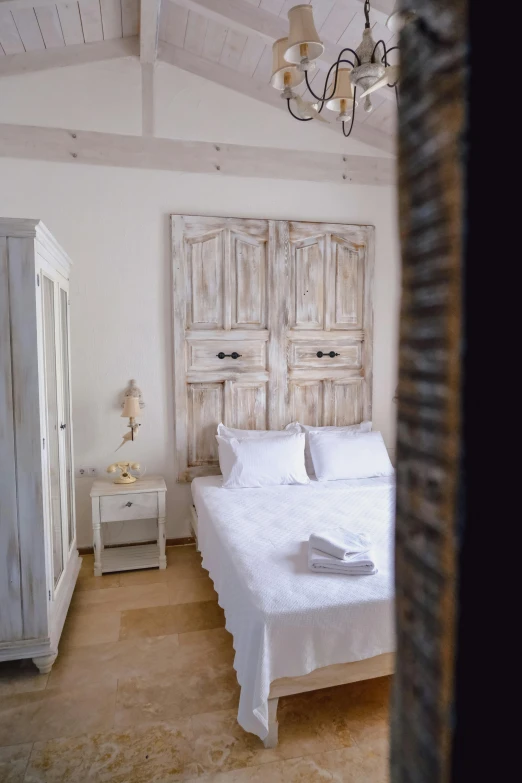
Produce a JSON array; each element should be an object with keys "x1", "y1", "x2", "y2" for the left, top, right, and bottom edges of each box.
[{"x1": 172, "y1": 215, "x2": 374, "y2": 482}]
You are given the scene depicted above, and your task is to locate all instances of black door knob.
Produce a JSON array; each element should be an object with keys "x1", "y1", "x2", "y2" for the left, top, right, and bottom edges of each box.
[{"x1": 316, "y1": 351, "x2": 340, "y2": 358}]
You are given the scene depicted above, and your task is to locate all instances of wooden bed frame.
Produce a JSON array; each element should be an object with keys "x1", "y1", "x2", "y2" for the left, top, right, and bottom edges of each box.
[{"x1": 189, "y1": 505, "x2": 395, "y2": 748}]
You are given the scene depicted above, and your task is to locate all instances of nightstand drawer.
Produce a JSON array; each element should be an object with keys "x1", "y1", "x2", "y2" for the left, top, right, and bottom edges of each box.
[{"x1": 100, "y1": 492, "x2": 158, "y2": 522}]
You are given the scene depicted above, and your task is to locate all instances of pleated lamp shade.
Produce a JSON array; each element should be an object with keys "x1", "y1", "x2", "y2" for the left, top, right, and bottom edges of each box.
[
  {"x1": 285, "y1": 5, "x2": 324, "y2": 65},
  {"x1": 325, "y1": 69, "x2": 355, "y2": 113},
  {"x1": 271, "y1": 38, "x2": 305, "y2": 90},
  {"x1": 121, "y1": 395, "x2": 141, "y2": 418}
]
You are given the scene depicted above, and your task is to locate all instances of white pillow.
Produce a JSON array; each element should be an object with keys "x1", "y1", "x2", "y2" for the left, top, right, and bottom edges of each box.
[
  {"x1": 217, "y1": 422, "x2": 300, "y2": 438},
  {"x1": 293, "y1": 421, "x2": 373, "y2": 477},
  {"x1": 308, "y1": 430, "x2": 394, "y2": 482},
  {"x1": 216, "y1": 433, "x2": 309, "y2": 488}
]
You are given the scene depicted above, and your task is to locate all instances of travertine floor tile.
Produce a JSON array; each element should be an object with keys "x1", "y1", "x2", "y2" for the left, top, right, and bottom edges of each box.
[
  {"x1": 117, "y1": 568, "x2": 168, "y2": 587},
  {"x1": 0, "y1": 685, "x2": 116, "y2": 746},
  {"x1": 70, "y1": 582, "x2": 169, "y2": 614},
  {"x1": 24, "y1": 721, "x2": 199, "y2": 783},
  {"x1": 168, "y1": 576, "x2": 218, "y2": 605},
  {"x1": 177, "y1": 628, "x2": 234, "y2": 654},
  {"x1": 60, "y1": 610, "x2": 121, "y2": 649},
  {"x1": 187, "y1": 742, "x2": 388, "y2": 783},
  {"x1": 0, "y1": 743, "x2": 32, "y2": 783},
  {"x1": 74, "y1": 572, "x2": 120, "y2": 592},
  {"x1": 119, "y1": 600, "x2": 225, "y2": 640},
  {"x1": 0, "y1": 660, "x2": 48, "y2": 697},
  {"x1": 47, "y1": 635, "x2": 180, "y2": 691},
  {"x1": 115, "y1": 659, "x2": 239, "y2": 728}
]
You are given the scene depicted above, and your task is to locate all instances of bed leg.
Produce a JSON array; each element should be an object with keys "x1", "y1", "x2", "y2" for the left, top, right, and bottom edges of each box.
[{"x1": 263, "y1": 697, "x2": 279, "y2": 748}]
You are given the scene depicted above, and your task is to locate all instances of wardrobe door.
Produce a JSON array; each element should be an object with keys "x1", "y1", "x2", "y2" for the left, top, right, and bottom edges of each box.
[
  {"x1": 41, "y1": 273, "x2": 65, "y2": 587},
  {"x1": 286, "y1": 222, "x2": 373, "y2": 427},
  {"x1": 58, "y1": 285, "x2": 76, "y2": 551},
  {"x1": 173, "y1": 216, "x2": 272, "y2": 481}
]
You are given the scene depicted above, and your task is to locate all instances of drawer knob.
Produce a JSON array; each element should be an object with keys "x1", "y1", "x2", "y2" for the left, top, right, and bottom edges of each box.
[
  {"x1": 317, "y1": 351, "x2": 340, "y2": 358},
  {"x1": 217, "y1": 352, "x2": 242, "y2": 359},
  {"x1": 125, "y1": 501, "x2": 133, "y2": 507}
]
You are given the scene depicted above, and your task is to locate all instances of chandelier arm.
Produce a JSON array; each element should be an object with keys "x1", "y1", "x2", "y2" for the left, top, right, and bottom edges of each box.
[
  {"x1": 372, "y1": 40, "x2": 388, "y2": 66},
  {"x1": 342, "y1": 87, "x2": 357, "y2": 137},
  {"x1": 305, "y1": 57, "x2": 357, "y2": 107},
  {"x1": 286, "y1": 98, "x2": 314, "y2": 122},
  {"x1": 384, "y1": 46, "x2": 399, "y2": 64}
]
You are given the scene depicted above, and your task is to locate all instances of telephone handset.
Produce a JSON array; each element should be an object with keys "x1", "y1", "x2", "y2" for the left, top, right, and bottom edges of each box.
[{"x1": 107, "y1": 461, "x2": 140, "y2": 484}]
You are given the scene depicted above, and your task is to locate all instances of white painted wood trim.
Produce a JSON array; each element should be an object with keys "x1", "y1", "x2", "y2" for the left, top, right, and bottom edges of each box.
[
  {"x1": 363, "y1": 226, "x2": 375, "y2": 422},
  {"x1": 140, "y1": 0, "x2": 162, "y2": 63},
  {"x1": 0, "y1": 124, "x2": 396, "y2": 184},
  {"x1": 0, "y1": 37, "x2": 139, "y2": 78},
  {"x1": 158, "y1": 42, "x2": 395, "y2": 155},
  {"x1": 141, "y1": 62, "x2": 156, "y2": 137},
  {"x1": 263, "y1": 697, "x2": 279, "y2": 749}
]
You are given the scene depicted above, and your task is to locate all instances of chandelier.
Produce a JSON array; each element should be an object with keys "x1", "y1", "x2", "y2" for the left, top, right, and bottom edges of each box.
[{"x1": 270, "y1": 2, "x2": 413, "y2": 137}]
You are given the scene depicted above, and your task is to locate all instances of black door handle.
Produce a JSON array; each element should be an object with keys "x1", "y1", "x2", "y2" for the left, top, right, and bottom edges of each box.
[
  {"x1": 60, "y1": 423, "x2": 67, "y2": 430},
  {"x1": 317, "y1": 351, "x2": 340, "y2": 358},
  {"x1": 216, "y1": 352, "x2": 242, "y2": 359},
  {"x1": 125, "y1": 501, "x2": 133, "y2": 507}
]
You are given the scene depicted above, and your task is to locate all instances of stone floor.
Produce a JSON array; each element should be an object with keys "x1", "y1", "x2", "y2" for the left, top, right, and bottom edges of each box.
[{"x1": 0, "y1": 546, "x2": 391, "y2": 782}]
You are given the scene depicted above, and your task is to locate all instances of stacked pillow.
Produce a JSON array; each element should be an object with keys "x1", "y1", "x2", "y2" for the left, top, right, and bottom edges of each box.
[{"x1": 215, "y1": 421, "x2": 393, "y2": 488}]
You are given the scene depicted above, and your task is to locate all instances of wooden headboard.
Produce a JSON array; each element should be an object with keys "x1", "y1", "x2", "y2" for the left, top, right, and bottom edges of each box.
[{"x1": 172, "y1": 215, "x2": 374, "y2": 482}]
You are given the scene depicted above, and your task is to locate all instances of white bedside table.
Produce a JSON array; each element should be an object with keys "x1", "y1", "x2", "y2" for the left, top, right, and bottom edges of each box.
[{"x1": 90, "y1": 476, "x2": 167, "y2": 575}]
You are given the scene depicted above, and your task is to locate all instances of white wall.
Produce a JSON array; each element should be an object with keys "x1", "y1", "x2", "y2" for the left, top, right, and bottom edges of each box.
[{"x1": 0, "y1": 59, "x2": 399, "y2": 548}]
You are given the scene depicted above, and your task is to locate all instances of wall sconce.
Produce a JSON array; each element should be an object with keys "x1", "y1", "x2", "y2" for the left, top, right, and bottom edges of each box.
[{"x1": 116, "y1": 379, "x2": 145, "y2": 451}]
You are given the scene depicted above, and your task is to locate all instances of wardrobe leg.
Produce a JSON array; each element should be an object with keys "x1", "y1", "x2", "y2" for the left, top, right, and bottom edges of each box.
[{"x1": 33, "y1": 653, "x2": 57, "y2": 674}]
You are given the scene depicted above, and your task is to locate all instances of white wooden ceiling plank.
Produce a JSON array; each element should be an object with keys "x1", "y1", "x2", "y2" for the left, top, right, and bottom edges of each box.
[
  {"x1": 237, "y1": 34, "x2": 264, "y2": 77},
  {"x1": 121, "y1": 0, "x2": 138, "y2": 36},
  {"x1": 219, "y1": 26, "x2": 247, "y2": 70},
  {"x1": 355, "y1": 89, "x2": 386, "y2": 123},
  {"x1": 251, "y1": 39, "x2": 271, "y2": 83},
  {"x1": 184, "y1": 10, "x2": 207, "y2": 56},
  {"x1": 56, "y1": 3, "x2": 85, "y2": 45},
  {"x1": 78, "y1": 0, "x2": 104, "y2": 42},
  {"x1": 159, "y1": 2, "x2": 187, "y2": 46},
  {"x1": 140, "y1": 0, "x2": 161, "y2": 61},
  {"x1": 201, "y1": 17, "x2": 228, "y2": 62},
  {"x1": 100, "y1": 0, "x2": 123, "y2": 40},
  {"x1": 365, "y1": 96, "x2": 397, "y2": 134},
  {"x1": 319, "y1": 1, "x2": 357, "y2": 44},
  {"x1": 279, "y1": 0, "x2": 310, "y2": 20},
  {"x1": 259, "y1": 0, "x2": 285, "y2": 14},
  {"x1": 0, "y1": 35, "x2": 137, "y2": 75},
  {"x1": 35, "y1": 6, "x2": 66, "y2": 48},
  {"x1": 336, "y1": 9, "x2": 365, "y2": 51},
  {"x1": 0, "y1": 9, "x2": 25, "y2": 53},
  {"x1": 11, "y1": 8, "x2": 45, "y2": 51}
]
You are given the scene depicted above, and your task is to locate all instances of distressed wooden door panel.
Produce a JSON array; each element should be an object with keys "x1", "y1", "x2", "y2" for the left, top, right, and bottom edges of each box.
[
  {"x1": 173, "y1": 216, "x2": 272, "y2": 481},
  {"x1": 187, "y1": 383, "x2": 224, "y2": 469},
  {"x1": 173, "y1": 216, "x2": 373, "y2": 482},
  {"x1": 226, "y1": 380, "x2": 268, "y2": 430},
  {"x1": 230, "y1": 232, "x2": 267, "y2": 329}
]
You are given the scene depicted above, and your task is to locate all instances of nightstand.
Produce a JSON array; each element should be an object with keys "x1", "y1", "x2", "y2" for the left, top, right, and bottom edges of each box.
[{"x1": 90, "y1": 476, "x2": 167, "y2": 575}]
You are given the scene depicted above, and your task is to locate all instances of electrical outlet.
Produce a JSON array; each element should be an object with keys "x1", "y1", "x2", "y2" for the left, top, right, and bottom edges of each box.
[{"x1": 77, "y1": 466, "x2": 98, "y2": 478}]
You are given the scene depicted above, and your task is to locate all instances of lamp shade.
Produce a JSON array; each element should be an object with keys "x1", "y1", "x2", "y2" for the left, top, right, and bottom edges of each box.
[
  {"x1": 271, "y1": 38, "x2": 305, "y2": 90},
  {"x1": 325, "y1": 68, "x2": 355, "y2": 113},
  {"x1": 285, "y1": 5, "x2": 324, "y2": 65},
  {"x1": 121, "y1": 395, "x2": 141, "y2": 418},
  {"x1": 386, "y1": 2, "x2": 416, "y2": 33}
]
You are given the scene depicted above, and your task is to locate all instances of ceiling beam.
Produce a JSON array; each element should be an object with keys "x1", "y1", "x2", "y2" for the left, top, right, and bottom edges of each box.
[
  {"x1": 0, "y1": 37, "x2": 139, "y2": 78},
  {"x1": 0, "y1": 122, "x2": 395, "y2": 185},
  {"x1": 168, "y1": 0, "x2": 395, "y2": 103},
  {"x1": 158, "y1": 41, "x2": 394, "y2": 155},
  {"x1": 140, "y1": 0, "x2": 162, "y2": 63}
]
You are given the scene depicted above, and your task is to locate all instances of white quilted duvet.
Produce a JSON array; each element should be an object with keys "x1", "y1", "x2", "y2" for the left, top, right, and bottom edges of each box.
[{"x1": 191, "y1": 475, "x2": 396, "y2": 740}]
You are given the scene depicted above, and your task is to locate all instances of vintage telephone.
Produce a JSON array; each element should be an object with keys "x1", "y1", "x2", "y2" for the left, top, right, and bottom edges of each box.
[{"x1": 107, "y1": 462, "x2": 140, "y2": 484}]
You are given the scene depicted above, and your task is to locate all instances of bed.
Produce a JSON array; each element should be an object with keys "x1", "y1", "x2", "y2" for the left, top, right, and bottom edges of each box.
[{"x1": 190, "y1": 474, "x2": 396, "y2": 747}]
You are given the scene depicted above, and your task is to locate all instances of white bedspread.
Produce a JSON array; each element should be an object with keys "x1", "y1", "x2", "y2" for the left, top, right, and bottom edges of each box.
[{"x1": 191, "y1": 475, "x2": 396, "y2": 741}]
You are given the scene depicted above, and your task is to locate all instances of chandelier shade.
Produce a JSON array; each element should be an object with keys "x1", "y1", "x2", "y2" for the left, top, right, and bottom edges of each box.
[
  {"x1": 271, "y1": 38, "x2": 305, "y2": 90},
  {"x1": 285, "y1": 5, "x2": 324, "y2": 67},
  {"x1": 275, "y1": 2, "x2": 400, "y2": 138},
  {"x1": 325, "y1": 68, "x2": 356, "y2": 116}
]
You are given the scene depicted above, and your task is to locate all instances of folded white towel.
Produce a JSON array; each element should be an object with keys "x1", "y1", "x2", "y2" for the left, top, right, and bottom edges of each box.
[
  {"x1": 308, "y1": 547, "x2": 377, "y2": 576},
  {"x1": 309, "y1": 528, "x2": 371, "y2": 561}
]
